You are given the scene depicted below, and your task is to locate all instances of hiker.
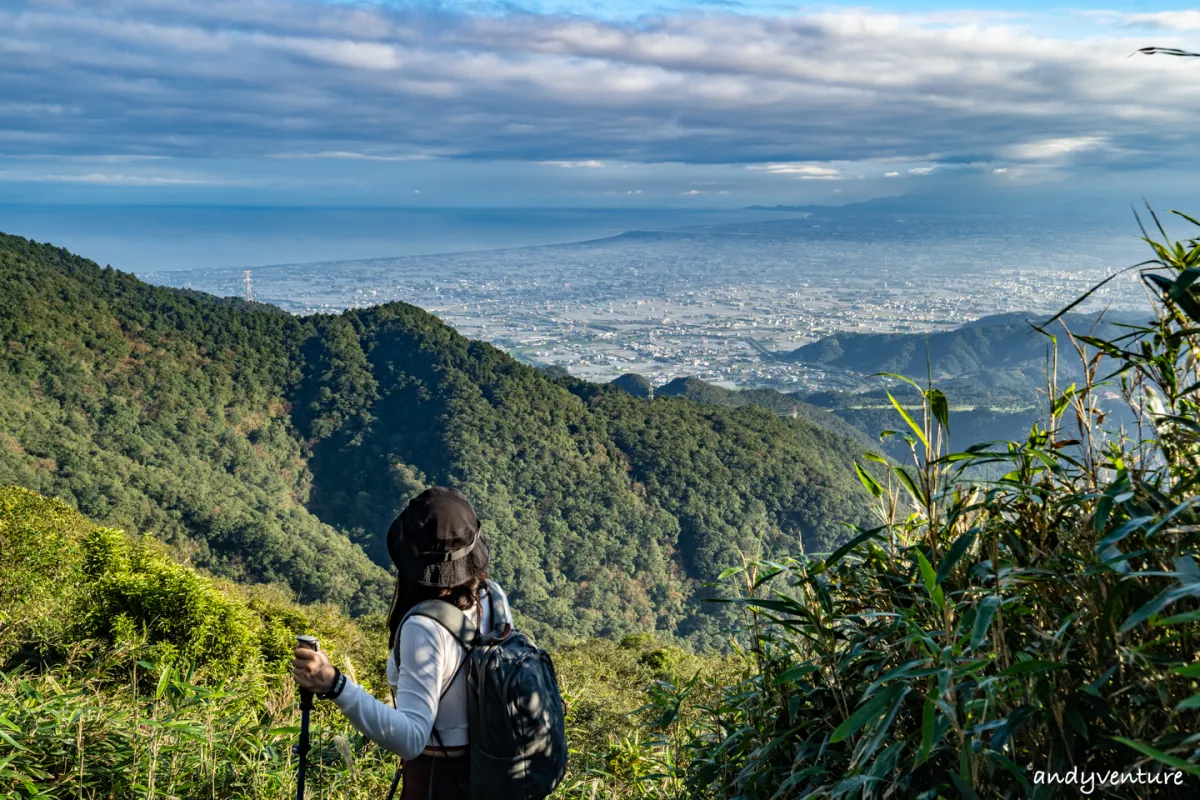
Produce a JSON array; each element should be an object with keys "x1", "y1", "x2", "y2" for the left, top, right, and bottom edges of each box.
[{"x1": 291, "y1": 486, "x2": 566, "y2": 800}]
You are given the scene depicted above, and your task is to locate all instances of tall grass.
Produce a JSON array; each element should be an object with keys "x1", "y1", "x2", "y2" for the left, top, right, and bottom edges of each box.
[{"x1": 0, "y1": 639, "x2": 397, "y2": 799}]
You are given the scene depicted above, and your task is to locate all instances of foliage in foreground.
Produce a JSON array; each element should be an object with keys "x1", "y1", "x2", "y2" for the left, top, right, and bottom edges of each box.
[
  {"x1": 637, "y1": 211, "x2": 1200, "y2": 798},
  {"x1": 0, "y1": 485, "x2": 721, "y2": 798}
]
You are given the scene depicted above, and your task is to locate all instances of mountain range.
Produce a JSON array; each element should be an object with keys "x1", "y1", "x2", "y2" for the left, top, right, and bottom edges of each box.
[
  {"x1": 0, "y1": 232, "x2": 872, "y2": 649},
  {"x1": 609, "y1": 310, "x2": 1139, "y2": 461}
]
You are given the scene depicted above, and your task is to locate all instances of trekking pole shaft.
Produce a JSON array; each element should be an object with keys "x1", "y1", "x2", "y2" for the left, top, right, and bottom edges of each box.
[
  {"x1": 295, "y1": 635, "x2": 320, "y2": 800},
  {"x1": 296, "y1": 699, "x2": 312, "y2": 800}
]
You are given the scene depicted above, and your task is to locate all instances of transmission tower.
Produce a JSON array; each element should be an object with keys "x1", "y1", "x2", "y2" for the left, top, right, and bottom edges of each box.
[{"x1": 243, "y1": 270, "x2": 253, "y2": 302}]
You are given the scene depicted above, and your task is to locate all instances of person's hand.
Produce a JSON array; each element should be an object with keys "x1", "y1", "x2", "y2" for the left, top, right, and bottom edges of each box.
[{"x1": 292, "y1": 646, "x2": 337, "y2": 694}]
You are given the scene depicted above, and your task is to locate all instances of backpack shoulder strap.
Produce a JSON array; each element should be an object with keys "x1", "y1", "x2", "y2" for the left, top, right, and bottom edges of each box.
[
  {"x1": 484, "y1": 580, "x2": 513, "y2": 642},
  {"x1": 400, "y1": 599, "x2": 479, "y2": 651}
]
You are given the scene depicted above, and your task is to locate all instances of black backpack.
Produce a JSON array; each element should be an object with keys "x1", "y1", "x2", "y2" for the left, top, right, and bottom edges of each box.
[{"x1": 387, "y1": 582, "x2": 568, "y2": 800}]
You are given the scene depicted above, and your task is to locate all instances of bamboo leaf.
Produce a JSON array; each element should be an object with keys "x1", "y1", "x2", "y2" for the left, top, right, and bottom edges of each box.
[
  {"x1": 156, "y1": 663, "x2": 172, "y2": 700},
  {"x1": 1156, "y1": 610, "x2": 1200, "y2": 627},
  {"x1": 927, "y1": 389, "x2": 950, "y2": 434},
  {"x1": 915, "y1": 550, "x2": 945, "y2": 608},
  {"x1": 0, "y1": 729, "x2": 25, "y2": 752},
  {"x1": 855, "y1": 462, "x2": 884, "y2": 498},
  {"x1": 950, "y1": 772, "x2": 981, "y2": 800},
  {"x1": 915, "y1": 695, "x2": 936, "y2": 766},
  {"x1": 872, "y1": 372, "x2": 923, "y2": 392},
  {"x1": 1111, "y1": 737, "x2": 1200, "y2": 775},
  {"x1": 772, "y1": 664, "x2": 819, "y2": 686},
  {"x1": 1175, "y1": 694, "x2": 1200, "y2": 711},
  {"x1": 887, "y1": 392, "x2": 928, "y2": 449},
  {"x1": 830, "y1": 689, "x2": 896, "y2": 744},
  {"x1": 916, "y1": 550, "x2": 937, "y2": 593},
  {"x1": 855, "y1": 687, "x2": 911, "y2": 767},
  {"x1": 879, "y1": 429, "x2": 917, "y2": 446},
  {"x1": 896, "y1": 467, "x2": 927, "y2": 507},
  {"x1": 970, "y1": 595, "x2": 1003, "y2": 650},
  {"x1": 715, "y1": 566, "x2": 744, "y2": 581},
  {"x1": 1000, "y1": 660, "x2": 1068, "y2": 677},
  {"x1": 936, "y1": 531, "x2": 976, "y2": 585},
  {"x1": 1051, "y1": 383, "x2": 1076, "y2": 418},
  {"x1": 819, "y1": 526, "x2": 887, "y2": 573},
  {"x1": 1096, "y1": 516, "x2": 1156, "y2": 551},
  {"x1": 1122, "y1": 584, "x2": 1200, "y2": 632}
]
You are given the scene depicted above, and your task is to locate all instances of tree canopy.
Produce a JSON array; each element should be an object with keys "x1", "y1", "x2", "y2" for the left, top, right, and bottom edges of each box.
[{"x1": 0, "y1": 232, "x2": 871, "y2": 647}]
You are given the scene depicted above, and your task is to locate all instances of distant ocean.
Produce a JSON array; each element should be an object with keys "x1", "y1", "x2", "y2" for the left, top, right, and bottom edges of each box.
[{"x1": 0, "y1": 205, "x2": 784, "y2": 274}]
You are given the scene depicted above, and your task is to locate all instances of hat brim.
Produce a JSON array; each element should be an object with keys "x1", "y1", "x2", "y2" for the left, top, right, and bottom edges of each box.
[{"x1": 397, "y1": 534, "x2": 491, "y2": 588}]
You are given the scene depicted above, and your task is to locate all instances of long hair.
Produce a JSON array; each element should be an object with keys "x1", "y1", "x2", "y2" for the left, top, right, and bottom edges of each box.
[{"x1": 387, "y1": 571, "x2": 487, "y2": 650}]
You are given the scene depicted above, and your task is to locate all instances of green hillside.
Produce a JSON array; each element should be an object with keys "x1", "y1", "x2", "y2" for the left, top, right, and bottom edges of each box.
[
  {"x1": 782, "y1": 311, "x2": 1131, "y2": 377},
  {"x1": 0, "y1": 485, "x2": 724, "y2": 799},
  {"x1": 647, "y1": 376, "x2": 878, "y2": 451},
  {"x1": 611, "y1": 374, "x2": 1034, "y2": 466},
  {"x1": 0, "y1": 233, "x2": 871, "y2": 648}
]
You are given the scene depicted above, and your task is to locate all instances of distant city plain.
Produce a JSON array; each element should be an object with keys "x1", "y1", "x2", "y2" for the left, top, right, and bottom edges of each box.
[{"x1": 113, "y1": 206, "x2": 1153, "y2": 392}]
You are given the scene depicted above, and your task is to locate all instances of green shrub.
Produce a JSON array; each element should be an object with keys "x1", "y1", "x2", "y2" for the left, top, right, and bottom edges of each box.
[
  {"x1": 0, "y1": 487, "x2": 91, "y2": 659},
  {"x1": 552, "y1": 635, "x2": 735, "y2": 798},
  {"x1": 80, "y1": 526, "x2": 265, "y2": 685}
]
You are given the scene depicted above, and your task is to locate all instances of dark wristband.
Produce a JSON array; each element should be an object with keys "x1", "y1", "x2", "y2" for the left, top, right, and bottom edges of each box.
[{"x1": 319, "y1": 667, "x2": 347, "y2": 700}]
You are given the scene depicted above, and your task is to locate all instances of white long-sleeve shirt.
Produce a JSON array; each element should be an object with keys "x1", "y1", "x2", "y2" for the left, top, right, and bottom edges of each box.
[{"x1": 332, "y1": 583, "x2": 511, "y2": 760}]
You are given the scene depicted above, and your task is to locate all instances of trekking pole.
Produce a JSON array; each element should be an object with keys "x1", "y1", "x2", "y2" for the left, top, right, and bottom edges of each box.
[{"x1": 295, "y1": 635, "x2": 320, "y2": 800}]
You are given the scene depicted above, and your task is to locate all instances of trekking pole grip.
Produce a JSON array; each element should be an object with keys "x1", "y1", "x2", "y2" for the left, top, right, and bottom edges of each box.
[{"x1": 296, "y1": 635, "x2": 320, "y2": 706}]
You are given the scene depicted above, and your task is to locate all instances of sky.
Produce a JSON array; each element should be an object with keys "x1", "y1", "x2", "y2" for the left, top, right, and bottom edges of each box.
[{"x1": 2, "y1": 0, "x2": 1200, "y2": 208}]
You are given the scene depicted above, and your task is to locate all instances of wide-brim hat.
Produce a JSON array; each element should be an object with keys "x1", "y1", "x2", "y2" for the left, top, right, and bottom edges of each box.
[{"x1": 387, "y1": 487, "x2": 490, "y2": 588}]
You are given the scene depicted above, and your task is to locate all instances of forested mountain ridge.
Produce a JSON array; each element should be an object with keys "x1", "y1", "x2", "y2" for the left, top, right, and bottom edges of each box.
[
  {"x1": 783, "y1": 311, "x2": 1133, "y2": 377},
  {"x1": 0, "y1": 232, "x2": 871, "y2": 647},
  {"x1": 0, "y1": 235, "x2": 392, "y2": 616}
]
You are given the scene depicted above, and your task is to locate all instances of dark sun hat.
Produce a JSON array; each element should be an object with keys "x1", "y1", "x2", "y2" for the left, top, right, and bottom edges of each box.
[{"x1": 387, "y1": 487, "x2": 490, "y2": 588}]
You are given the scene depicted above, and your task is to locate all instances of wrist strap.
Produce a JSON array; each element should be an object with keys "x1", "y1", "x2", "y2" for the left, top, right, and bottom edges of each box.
[{"x1": 320, "y1": 667, "x2": 347, "y2": 700}]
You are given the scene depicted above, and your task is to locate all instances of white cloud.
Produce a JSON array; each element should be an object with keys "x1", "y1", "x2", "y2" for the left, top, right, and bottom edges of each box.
[
  {"x1": 270, "y1": 151, "x2": 435, "y2": 161},
  {"x1": 0, "y1": 171, "x2": 239, "y2": 186},
  {"x1": 1121, "y1": 11, "x2": 1200, "y2": 31},
  {"x1": 749, "y1": 163, "x2": 843, "y2": 180},
  {"x1": 884, "y1": 171, "x2": 900, "y2": 177},
  {"x1": 1005, "y1": 136, "x2": 1109, "y2": 161},
  {"x1": 540, "y1": 160, "x2": 607, "y2": 168},
  {"x1": 908, "y1": 166, "x2": 935, "y2": 175},
  {"x1": 263, "y1": 36, "x2": 401, "y2": 71},
  {"x1": 992, "y1": 167, "x2": 1008, "y2": 174}
]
